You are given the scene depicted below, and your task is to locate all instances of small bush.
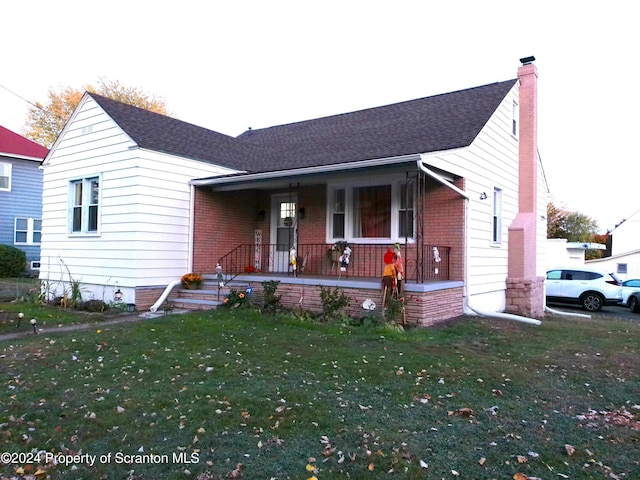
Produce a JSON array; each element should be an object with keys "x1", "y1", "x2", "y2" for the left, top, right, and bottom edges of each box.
[
  {"x1": 319, "y1": 286, "x2": 350, "y2": 322},
  {"x1": 78, "y1": 299, "x2": 109, "y2": 312},
  {"x1": 262, "y1": 280, "x2": 282, "y2": 313},
  {"x1": 0, "y1": 245, "x2": 26, "y2": 277}
]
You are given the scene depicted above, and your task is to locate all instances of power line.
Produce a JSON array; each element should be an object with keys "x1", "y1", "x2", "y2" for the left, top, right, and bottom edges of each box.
[{"x1": 0, "y1": 83, "x2": 47, "y2": 112}]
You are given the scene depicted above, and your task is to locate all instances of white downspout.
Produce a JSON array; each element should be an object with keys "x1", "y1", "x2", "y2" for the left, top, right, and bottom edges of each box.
[
  {"x1": 466, "y1": 302, "x2": 542, "y2": 325},
  {"x1": 149, "y1": 280, "x2": 182, "y2": 313}
]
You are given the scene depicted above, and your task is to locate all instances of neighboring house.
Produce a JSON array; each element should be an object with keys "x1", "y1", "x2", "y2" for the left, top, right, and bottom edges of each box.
[
  {"x1": 610, "y1": 209, "x2": 640, "y2": 257},
  {"x1": 586, "y1": 209, "x2": 640, "y2": 281},
  {"x1": 0, "y1": 126, "x2": 48, "y2": 273},
  {"x1": 40, "y1": 58, "x2": 548, "y2": 324}
]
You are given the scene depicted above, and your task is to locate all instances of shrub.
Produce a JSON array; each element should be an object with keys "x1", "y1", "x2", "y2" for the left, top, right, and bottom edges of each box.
[
  {"x1": 0, "y1": 245, "x2": 26, "y2": 277},
  {"x1": 78, "y1": 299, "x2": 109, "y2": 312},
  {"x1": 319, "y1": 286, "x2": 350, "y2": 322},
  {"x1": 262, "y1": 280, "x2": 282, "y2": 313}
]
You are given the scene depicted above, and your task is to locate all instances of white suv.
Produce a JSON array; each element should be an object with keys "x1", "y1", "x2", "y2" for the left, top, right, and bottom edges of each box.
[{"x1": 546, "y1": 267, "x2": 622, "y2": 312}]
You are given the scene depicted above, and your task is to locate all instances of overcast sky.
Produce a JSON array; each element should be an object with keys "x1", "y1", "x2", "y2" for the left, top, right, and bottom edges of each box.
[{"x1": 2, "y1": 0, "x2": 638, "y2": 232}]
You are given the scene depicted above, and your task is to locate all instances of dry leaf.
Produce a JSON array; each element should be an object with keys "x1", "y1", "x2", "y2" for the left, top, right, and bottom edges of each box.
[
  {"x1": 478, "y1": 457, "x2": 486, "y2": 465},
  {"x1": 419, "y1": 459, "x2": 428, "y2": 469},
  {"x1": 513, "y1": 474, "x2": 529, "y2": 480},
  {"x1": 368, "y1": 463, "x2": 375, "y2": 471},
  {"x1": 565, "y1": 444, "x2": 576, "y2": 456},
  {"x1": 516, "y1": 455, "x2": 528, "y2": 464}
]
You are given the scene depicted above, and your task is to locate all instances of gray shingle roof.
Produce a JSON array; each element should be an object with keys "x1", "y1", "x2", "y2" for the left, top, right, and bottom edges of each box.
[
  {"x1": 89, "y1": 79, "x2": 517, "y2": 174},
  {"x1": 89, "y1": 93, "x2": 258, "y2": 171}
]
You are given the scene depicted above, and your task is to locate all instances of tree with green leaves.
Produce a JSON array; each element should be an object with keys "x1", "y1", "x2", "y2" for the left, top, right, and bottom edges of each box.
[
  {"x1": 547, "y1": 202, "x2": 600, "y2": 242},
  {"x1": 24, "y1": 78, "x2": 169, "y2": 148}
]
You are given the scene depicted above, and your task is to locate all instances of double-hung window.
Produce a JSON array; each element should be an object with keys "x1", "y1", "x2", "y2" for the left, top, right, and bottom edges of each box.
[
  {"x1": 328, "y1": 178, "x2": 415, "y2": 243},
  {"x1": 70, "y1": 176, "x2": 100, "y2": 234},
  {"x1": 492, "y1": 186, "x2": 503, "y2": 245},
  {"x1": 0, "y1": 163, "x2": 11, "y2": 191},
  {"x1": 14, "y1": 218, "x2": 42, "y2": 245}
]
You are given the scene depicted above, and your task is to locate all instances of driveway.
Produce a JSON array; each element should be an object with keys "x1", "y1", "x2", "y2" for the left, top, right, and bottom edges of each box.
[{"x1": 546, "y1": 303, "x2": 639, "y2": 321}]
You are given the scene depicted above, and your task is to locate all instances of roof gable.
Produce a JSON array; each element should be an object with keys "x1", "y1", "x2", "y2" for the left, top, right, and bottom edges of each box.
[{"x1": 0, "y1": 126, "x2": 49, "y2": 160}]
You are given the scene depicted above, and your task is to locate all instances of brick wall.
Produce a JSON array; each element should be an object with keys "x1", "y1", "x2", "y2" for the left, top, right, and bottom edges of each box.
[
  {"x1": 422, "y1": 178, "x2": 466, "y2": 281},
  {"x1": 244, "y1": 280, "x2": 464, "y2": 326}
]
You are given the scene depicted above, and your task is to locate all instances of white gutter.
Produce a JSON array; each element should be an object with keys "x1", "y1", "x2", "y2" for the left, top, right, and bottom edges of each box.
[
  {"x1": 467, "y1": 301, "x2": 542, "y2": 325},
  {"x1": 544, "y1": 305, "x2": 591, "y2": 318},
  {"x1": 190, "y1": 154, "x2": 420, "y2": 187},
  {"x1": 149, "y1": 280, "x2": 182, "y2": 313},
  {"x1": 417, "y1": 156, "x2": 470, "y2": 199}
]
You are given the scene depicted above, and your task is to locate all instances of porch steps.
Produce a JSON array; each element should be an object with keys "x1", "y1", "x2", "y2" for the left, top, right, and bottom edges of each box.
[{"x1": 168, "y1": 280, "x2": 251, "y2": 311}]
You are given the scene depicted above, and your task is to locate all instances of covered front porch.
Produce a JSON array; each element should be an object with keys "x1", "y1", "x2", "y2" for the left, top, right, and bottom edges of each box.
[{"x1": 190, "y1": 160, "x2": 467, "y2": 324}]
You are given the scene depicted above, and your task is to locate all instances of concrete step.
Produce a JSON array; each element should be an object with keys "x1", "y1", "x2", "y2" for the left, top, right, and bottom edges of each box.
[{"x1": 171, "y1": 297, "x2": 224, "y2": 311}]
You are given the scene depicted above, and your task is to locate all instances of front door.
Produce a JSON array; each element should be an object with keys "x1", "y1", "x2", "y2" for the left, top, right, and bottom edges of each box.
[{"x1": 270, "y1": 194, "x2": 297, "y2": 272}]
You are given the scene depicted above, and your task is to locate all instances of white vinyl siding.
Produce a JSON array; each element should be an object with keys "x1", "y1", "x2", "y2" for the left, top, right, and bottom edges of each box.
[{"x1": 39, "y1": 95, "x2": 241, "y2": 302}]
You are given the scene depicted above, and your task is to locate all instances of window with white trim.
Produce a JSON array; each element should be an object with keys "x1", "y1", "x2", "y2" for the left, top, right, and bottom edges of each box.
[
  {"x1": 0, "y1": 163, "x2": 11, "y2": 191},
  {"x1": 14, "y1": 218, "x2": 42, "y2": 245},
  {"x1": 492, "y1": 187, "x2": 503, "y2": 244},
  {"x1": 328, "y1": 178, "x2": 415, "y2": 243},
  {"x1": 70, "y1": 176, "x2": 100, "y2": 234},
  {"x1": 512, "y1": 101, "x2": 519, "y2": 137}
]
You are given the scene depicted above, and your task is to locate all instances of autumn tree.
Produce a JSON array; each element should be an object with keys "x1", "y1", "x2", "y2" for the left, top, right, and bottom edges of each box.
[
  {"x1": 25, "y1": 78, "x2": 168, "y2": 148},
  {"x1": 547, "y1": 202, "x2": 600, "y2": 242}
]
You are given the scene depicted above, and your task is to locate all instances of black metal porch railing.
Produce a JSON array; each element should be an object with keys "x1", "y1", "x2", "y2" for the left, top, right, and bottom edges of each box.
[{"x1": 217, "y1": 243, "x2": 450, "y2": 283}]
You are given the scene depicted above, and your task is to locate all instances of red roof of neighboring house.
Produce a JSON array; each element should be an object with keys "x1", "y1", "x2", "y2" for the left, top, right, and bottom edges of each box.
[{"x1": 0, "y1": 126, "x2": 48, "y2": 159}]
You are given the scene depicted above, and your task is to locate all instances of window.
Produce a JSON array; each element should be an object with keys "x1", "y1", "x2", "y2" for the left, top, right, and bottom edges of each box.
[
  {"x1": 399, "y1": 183, "x2": 414, "y2": 238},
  {"x1": 492, "y1": 187, "x2": 503, "y2": 244},
  {"x1": 328, "y1": 179, "x2": 415, "y2": 243},
  {"x1": 14, "y1": 218, "x2": 42, "y2": 245},
  {"x1": 512, "y1": 101, "x2": 519, "y2": 137},
  {"x1": 332, "y1": 188, "x2": 345, "y2": 239},
  {"x1": 0, "y1": 163, "x2": 11, "y2": 191},
  {"x1": 353, "y1": 185, "x2": 391, "y2": 237},
  {"x1": 70, "y1": 177, "x2": 100, "y2": 234},
  {"x1": 617, "y1": 263, "x2": 628, "y2": 275}
]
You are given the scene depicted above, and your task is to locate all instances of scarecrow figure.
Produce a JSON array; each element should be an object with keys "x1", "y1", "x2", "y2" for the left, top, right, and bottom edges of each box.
[
  {"x1": 290, "y1": 247, "x2": 297, "y2": 274},
  {"x1": 338, "y1": 246, "x2": 352, "y2": 277},
  {"x1": 392, "y1": 243, "x2": 404, "y2": 296},
  {"x1": 381, "y1": 248, "x2": 398, "y2": 302}
]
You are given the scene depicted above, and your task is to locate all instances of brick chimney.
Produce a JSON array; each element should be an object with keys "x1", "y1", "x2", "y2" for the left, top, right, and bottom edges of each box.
[{"x1": 506, "y1": 57, "x2": 545, "y2": 318}]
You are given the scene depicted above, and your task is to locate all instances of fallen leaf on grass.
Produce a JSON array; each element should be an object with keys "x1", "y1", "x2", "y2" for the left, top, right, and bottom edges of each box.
[
  {"x1": 478, "y1": 457, "x2": 486, "y2": 465},
  {"x1": 449, "y1": 407, "x2": 474, "y2": 417},
  {"x1": 516, "y1": 455, "x2": 528, "y2": 464},
  {"x1": 565, "y1": 444, "x2": 576, "y2": 456}
]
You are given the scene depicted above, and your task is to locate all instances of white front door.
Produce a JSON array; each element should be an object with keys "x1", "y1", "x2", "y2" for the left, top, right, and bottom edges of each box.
[{"x1": 270, "y1": 194, "x2": 297, "y2": 272}]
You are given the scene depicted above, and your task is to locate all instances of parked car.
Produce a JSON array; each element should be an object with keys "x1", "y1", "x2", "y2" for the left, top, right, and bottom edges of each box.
[
  {"x1": 545, "y1": 267, "x2": 622, "y2": 312},
  {"x1": 627, "y1": 291, "x2": 640, "y2": 314},
  {"x1": 620, "y1": 279, "x2": 640, "y2": 305}
]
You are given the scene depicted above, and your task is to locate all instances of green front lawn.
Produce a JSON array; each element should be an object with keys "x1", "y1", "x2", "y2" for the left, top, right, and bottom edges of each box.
[{"x1": 0, "y1": 306, "x2": 638, "y2": 479}]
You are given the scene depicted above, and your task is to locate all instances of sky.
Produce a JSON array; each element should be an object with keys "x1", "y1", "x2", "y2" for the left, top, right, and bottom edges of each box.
[{"x1": 1, "y1": 0, "x2": 638, "y2": 233}]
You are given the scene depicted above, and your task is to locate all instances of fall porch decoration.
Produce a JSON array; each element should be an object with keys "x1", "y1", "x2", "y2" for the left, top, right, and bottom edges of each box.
[{"x1": 181, "y1": 272, "x2": 203, "y2": 289}]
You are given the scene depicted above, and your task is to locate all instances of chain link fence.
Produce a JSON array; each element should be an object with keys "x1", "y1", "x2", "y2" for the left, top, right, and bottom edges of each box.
[{"x1": 0, "y1": 278, "x2": 39, "y2": 302}]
